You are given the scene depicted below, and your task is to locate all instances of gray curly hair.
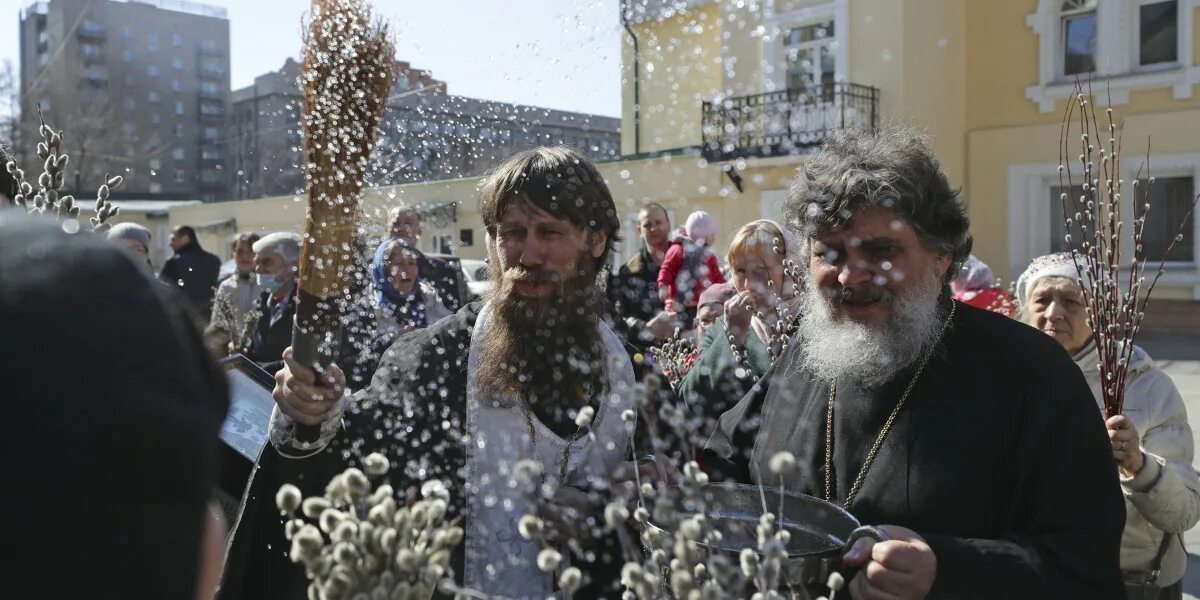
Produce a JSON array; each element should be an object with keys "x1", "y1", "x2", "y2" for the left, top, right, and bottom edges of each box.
[{"x1": 784, "y1": 125, "x2": 972, "y2": 284}]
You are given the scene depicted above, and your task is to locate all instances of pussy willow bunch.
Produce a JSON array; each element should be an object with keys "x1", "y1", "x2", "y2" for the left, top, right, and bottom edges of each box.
[
  {"x1": 518, "y1": 375, "x2": 845, "y2": 599},
  {"x1": 276, "y1": 453, "x2": 463, "y2": 600},
  {"x1": 6, "y1": 110, "x2": 122, "y2": 231},
  {"x1": 652, "y1": 329, "x2": 698, "y2": 392},
  {"x1": 1058, "y1": 82, "x2": 1197, "y2": 417}
]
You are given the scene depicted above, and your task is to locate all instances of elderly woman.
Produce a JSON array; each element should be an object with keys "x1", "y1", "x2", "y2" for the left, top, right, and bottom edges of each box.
[
  {"x1": 677, "y1": 219, "x2": 802, "y2": 426},
  {"x1": 339, "y1": 238, "x2": 453, "y2": 390},
  {"x1": 1018, "y1": 252, "x2": 1200, "y2": 599}
]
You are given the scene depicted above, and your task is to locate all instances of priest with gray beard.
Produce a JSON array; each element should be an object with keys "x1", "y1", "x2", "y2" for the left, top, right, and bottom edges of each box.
[
  {"x1": 220, "y1": 147, "x2": 638, "y2": 600},
  {"x1": 707, "y1": 127, "x2": 1125, "y2": 599}
]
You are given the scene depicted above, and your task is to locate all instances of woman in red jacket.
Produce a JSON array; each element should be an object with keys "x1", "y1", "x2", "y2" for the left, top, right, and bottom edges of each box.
[{"x1": 657, "y1": 210, "x2": 726, "y2": 322}]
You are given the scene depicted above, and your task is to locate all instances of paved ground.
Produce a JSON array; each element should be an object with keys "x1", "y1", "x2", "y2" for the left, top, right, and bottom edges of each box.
[{"x1": 1135, "y1": 332, "x2": 1200, "y2": 597}]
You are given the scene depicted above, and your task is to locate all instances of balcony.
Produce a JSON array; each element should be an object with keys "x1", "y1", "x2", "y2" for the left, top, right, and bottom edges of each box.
[{"x1": 700, "y1": 82, "x2": 879, "y2": 162}]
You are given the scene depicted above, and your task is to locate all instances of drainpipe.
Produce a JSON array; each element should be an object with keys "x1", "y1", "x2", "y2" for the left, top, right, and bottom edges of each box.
[{"x1": 620, "y1": 0, "x2": 640, "y2": 155}]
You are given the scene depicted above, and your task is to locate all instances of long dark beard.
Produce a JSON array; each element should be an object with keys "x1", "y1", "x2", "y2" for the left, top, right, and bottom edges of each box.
[{"x1": 475, "y1": 253, "x2": 608, "y2": 435}]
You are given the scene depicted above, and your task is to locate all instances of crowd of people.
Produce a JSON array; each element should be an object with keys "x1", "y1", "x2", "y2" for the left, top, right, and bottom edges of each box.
[{"x1": 4, "y1": 126, "x2": 1197, "y2": 599}]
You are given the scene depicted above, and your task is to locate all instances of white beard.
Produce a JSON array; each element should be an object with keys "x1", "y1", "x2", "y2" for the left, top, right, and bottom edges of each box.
[{"x1": 796, "y1": 264, "x2": 945, "y2": 390}]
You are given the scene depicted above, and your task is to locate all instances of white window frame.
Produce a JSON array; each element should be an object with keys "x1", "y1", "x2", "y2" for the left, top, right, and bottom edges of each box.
[
  {"x1": 1009, "y1": 156, "x2": 1200, "y2": 298},
  {"x1": 1025, "y1": 0, "x2": 1199, "y2": 112},
  {"x1": 760, "y1": 0, "x2": 849, "y2": 94}
]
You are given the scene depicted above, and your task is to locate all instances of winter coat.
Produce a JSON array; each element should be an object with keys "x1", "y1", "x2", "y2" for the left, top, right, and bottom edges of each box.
[
  {"x1": 1074, "y1": 340, "x2": 1200, "y2": 586},
  {"x1": 608, "y1": 245, "x2": 666, "y2": 351},
  {"x1": 206, "y1": 273, "x2": 262, "y2": 355},
  {"x1": 416, "y1": 251, "x2": 466, "y2": 312},
  {"x1": 657, "y1": 236, "x2": 725, "y2": 311},
  {"x1": 159, "y1": 240, "x2": 221, "y2": 317},
  {"x1": 242, "y1": 285, "x2": 296, "y2": 373},
  {"x1": 677, "y1": 317, "x2": 771, "y2": 427}
]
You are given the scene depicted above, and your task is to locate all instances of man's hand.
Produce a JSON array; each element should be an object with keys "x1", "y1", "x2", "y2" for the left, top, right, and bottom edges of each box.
[
  {"x1": 1107, "y1": 415, "x2": 1145, "y2": 476},
  {"x1": 842, "y1": 525, "x2": 936, "y2": 600},
  {"x1": 645, "y1": 311, "x2": 677, "y2": 340},
  {"x1": 273, "y1": 346, "x2": 346, "y2": 426}
]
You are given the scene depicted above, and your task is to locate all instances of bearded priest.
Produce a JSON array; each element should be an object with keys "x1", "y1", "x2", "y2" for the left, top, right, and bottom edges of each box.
[{"x1": 707, "y1": 126, "x2": 1125, "y2": 599}]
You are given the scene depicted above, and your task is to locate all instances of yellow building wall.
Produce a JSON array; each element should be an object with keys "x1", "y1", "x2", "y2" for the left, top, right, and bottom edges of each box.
[
  {"x1": 967, "y1": 106, "x2": 1200, "y2": 298},
  {"x1": 620, "y1": 4, "x2": 724, "y2": 154}
]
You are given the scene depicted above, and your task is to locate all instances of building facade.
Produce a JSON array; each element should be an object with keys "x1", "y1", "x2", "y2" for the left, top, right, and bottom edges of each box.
[
  {"x1": 161, "y1": 0, "x2": 1200, "y2": 305},
  {"x1": 229, "y1": 58, "x2": 621, "y2": 201},
  {"x1": 18, "y1": 0, "x2": 231, "y2": 201}
]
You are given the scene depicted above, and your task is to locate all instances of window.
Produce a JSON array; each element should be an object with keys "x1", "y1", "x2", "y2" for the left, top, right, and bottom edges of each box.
[
  {"x1": 149, "y1": 182, "x2": 162, "y2": 194},
  {"x1": 1139, "y1": 176, "x2": 1194, "y2": 262},
  {"x1": 147, "y1": 64, "x2": 160, "y2": 77},
  {"x1": 124, "y1": 97, "x2": 135, "y2": 110},
  {"x1": 1061, "y1": 0, "x2": 1097, "y2": 76},
  {"x1": 172, "y1": 57, "x2": 184, "y2": 70},
  {"x1": 121, "y1": 49, "x2": 133, "y2": 62},
  {"x1": 173, "y1": 124, "x2": 184, "y2": 137},
  {"x1": 148, "y1": 91, "x2": 161, "y2": 102},
  {"x1": 121, "y1": 121, "x2": 136, "y2": 135},
  {"x1": 1139, "y1": 1, "x2": 1178, "y2": 66},
  {"x1": 121, "y1": 26, "x2": 132, "y2": 39},
  {"x1": 200, "y1": 81, "x2": 219, "y2": 94},
  {"x1": 81, "y1": 21, "x2": 104, "y2": 35},
  {"x1": 147, "y1": 32, "x2": 159, "y2": 52},
  {"x1": 149, "y1": 159, "x2": 161, "y2": 170},
  {"x1": 172, "y1": 148, "x2": 185, "y2": 160},
  {"x1": 175, "y1": 169, "x2": 186, "y2": 183},
  {"x1": 201, "y1": 147, "x2": 222, "y2": 160},
  {"x1": 81, "y1": 44, "x2": 101, "y2": 58},
  {"x1": 171, "y1": 33, "x2": 183, "y2": 47},
  {"x1": 171, "y1": 79, "x2": 182, "y2": 92},
  {"x1": 200, "y1": 101, "x2": 222, "y2": 116},
  {"x1": 784, "y1": 20, "x2": 837, "y2": 91},
  {"x1": 460, "y1": 228, "x2": 474, "y2": 247},
  {"x1": 204, "y1": 127, "x2": 219, "y2": 140},
  {"x1": 151, "y1": 113, "x2": 161, "y2": 124},
  {"x1": 175, "y1": 101, "x2": 185, "y2": 115},
  {"x1": 199, "y1": 39, "x2": 218, "y2": 51}
]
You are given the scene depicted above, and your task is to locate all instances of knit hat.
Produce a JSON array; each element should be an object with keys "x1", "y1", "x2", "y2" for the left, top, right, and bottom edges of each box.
[
  {"x1": 952, "y1": 255, "x2": 995, "y2": 293},
  {"x1": 698, "y1": 281, "x2": 737, "y2": 307},
  {"x1": 0, "y1": 213, "x2": 229, "y2": 598},
  {"x1": 684, "y1": 211, "x2": 718, "y2": 241},
  {"x1": 1015, "y1": 252, "x2": 1090, "y2": 306},
  {"x1": 107, "y1": 221, "x2": 152, "y2": 248}
]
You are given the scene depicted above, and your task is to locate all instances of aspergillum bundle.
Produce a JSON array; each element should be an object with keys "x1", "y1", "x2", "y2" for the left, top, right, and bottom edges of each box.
[{"x1": 1057, "y1": 82, "x2": 1197, "y2": 417}]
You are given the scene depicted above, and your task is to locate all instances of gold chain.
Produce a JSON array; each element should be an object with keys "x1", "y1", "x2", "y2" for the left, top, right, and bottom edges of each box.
[{"x1": 824, "y1": 301, "x2": 957, "y2": 508}]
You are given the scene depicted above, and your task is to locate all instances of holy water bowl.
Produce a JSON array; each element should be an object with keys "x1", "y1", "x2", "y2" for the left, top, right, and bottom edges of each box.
[{"x1": 648, "y1": 482, "x2": 886, "y2": 588}]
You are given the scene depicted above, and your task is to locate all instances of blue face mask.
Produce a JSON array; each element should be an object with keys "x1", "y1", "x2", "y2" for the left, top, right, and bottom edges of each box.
[{"x1": 257, "y1": 273, "x2": 281, "y2": 294}]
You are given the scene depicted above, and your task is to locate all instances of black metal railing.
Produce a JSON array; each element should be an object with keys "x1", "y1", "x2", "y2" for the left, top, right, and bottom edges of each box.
[{"x1": 701, "y1": 82, "x2": 879, "y2": 162}]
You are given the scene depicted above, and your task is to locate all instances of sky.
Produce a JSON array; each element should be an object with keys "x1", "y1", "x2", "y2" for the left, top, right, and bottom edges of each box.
[{"x1": 1, "y1": 0, "x2": 623, "y2": 117}]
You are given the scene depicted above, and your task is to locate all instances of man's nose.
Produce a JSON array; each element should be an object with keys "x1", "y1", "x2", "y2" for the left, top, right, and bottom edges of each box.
[
  {"x1": 518, "y1": 239, "x2": 544, "y2": 268},
  {"x1": 837, "y1": 256, "x2": 874, "y2": 289}
]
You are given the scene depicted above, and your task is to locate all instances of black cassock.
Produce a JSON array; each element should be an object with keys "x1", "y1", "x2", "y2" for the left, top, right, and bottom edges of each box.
[
  {"x1": 706, "y1": 299, "x2": 1126, "y2": 598},
  {"x1": 220, "y1": 303, "x2": 642, "y2": 599}
]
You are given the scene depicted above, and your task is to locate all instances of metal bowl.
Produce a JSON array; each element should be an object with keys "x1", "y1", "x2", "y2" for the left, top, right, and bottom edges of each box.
[{"x1": 648, "y1": 482, "x2": 882, "y2": 587}]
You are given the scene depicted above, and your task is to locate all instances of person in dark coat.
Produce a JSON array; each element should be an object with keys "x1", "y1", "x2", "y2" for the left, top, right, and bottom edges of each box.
[
  {"x1": 386, "y1": 203, "x2": 466, "y2": 311},
  {"x1": 608, "y1": 202, "x2": 676, "y2": 351},
  {"x1": 160, "y1": 225, "x2": 222, "y2": 319},
  {"x1": 221, "y1": 147, "x2": 654, "y2": 600},
  {"x1": 241, "y1": 232, "x2": 301, "y2": 373},
  {"x1": 0, "y1": 213, "x2": 230, "y2": 599},
  {"x1": 706, "y1": 126, "x2": 1125, "y2": 598}
]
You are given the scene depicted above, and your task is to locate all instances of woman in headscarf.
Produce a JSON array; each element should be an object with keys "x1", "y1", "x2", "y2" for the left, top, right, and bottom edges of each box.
[
  {"x1": 339, "y1": 238, "x2": 453, "y2": 390},
  {"x1": 1017, "y1": 252, "x2": 1200, "y2": 600},
  {"x1": 677, "y1": 219, "x2": 802, "y2": 431}
]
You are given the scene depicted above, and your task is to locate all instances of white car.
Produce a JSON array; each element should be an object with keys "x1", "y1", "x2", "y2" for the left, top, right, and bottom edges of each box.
[{"x1": 460, "y1": 259, "x2": 491, "y2": 300}]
